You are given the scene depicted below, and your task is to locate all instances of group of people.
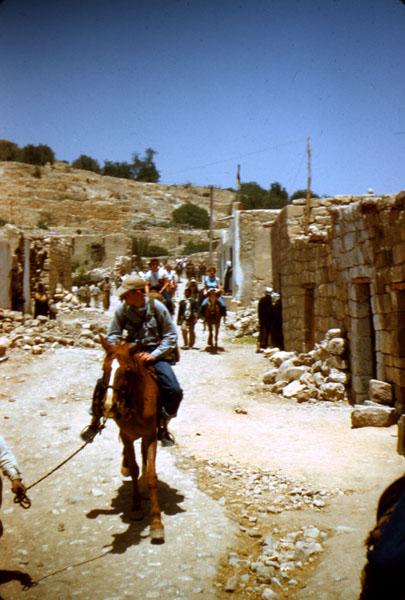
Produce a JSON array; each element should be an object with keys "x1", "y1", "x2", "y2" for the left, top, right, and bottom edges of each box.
[{"x1": 75, "y1": 277, "x2": 111, "y2": 311}]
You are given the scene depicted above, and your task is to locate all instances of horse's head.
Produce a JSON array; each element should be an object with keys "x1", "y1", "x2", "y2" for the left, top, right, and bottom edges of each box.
[
  {"x1": 99, "y1": 335, "x2": 147, "y2": 417},
  {"x1": 207, "y1": 288, "x2": 219, "y2": 305}
]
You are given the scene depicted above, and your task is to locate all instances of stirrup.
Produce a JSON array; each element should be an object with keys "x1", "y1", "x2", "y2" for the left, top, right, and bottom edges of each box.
[
  {"x1": 80, "y1": 421, "x2": 104, "y2": 443},
  {"x1": 157, "y1": 427, "x2": 176, "y2": 447}
]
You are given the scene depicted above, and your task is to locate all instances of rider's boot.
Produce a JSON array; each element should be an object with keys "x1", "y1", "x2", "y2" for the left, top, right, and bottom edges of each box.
[{"x1": 157, "y1": 410, "x2": 176, "y2": 447}]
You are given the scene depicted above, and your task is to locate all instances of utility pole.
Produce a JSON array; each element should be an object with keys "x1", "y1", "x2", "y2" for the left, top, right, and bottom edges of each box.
[
  {"x1": 209, "y1": 185, "x2": 214, "y2": 265},
  {"x1": 305, "y1": 136, "x2": 312, "y2": 235}
]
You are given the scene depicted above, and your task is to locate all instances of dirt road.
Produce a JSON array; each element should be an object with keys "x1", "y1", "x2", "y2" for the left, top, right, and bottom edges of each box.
[{"x1": 0, "y1": 307, "x2": 404, "y2": 600}]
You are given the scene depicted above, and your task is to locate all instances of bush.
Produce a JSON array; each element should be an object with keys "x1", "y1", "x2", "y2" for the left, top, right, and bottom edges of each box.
[
  {"x1": 131, "y1": 236, "x2": 169, "y2": 257},
  {"x1": 36, "y1": 219, "x2": 49, "y2": 230},
  {"x1": 172, "y1": 203, "x2": 209, "y2": 229},
  {"x1": 0, "y1": 139, "x2": 21, "y2": 161},
  {"x1": 21, "y1": 144, "x2": 55, "y2": 166},
  {"x1": 183, "y1": 240, "x2": 209, "y2": 255},
  {"x1": 71, "y1": 154, "x2": 101, "y2": 173},
  {"x1": 72, "y1": 266, "x2": 92, "y2": 287}
]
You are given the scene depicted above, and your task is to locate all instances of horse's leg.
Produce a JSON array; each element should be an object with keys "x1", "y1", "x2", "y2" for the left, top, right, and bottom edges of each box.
[
  {"x1": 143, "y1": 435, "x2": 164, "y2": 543},
  {"x1": 207, "y1": 321, "x2": 213, "y2": 347},
  {"x1": 121, "y1": 434, "x2": 143, "y2": 518},
  {"x1": 215, "y1": 320, "x2": 219, "y2": 349}
]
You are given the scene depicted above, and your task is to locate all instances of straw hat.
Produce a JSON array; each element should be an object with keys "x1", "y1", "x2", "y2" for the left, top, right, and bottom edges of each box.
[{"x1": 116, "y1": 275, "x2": 146, "y2": 299}]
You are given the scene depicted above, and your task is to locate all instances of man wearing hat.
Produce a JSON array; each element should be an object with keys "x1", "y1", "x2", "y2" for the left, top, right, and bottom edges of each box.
[{"x1": 81, "y1": 275, "x2": 182, "y2": 447}]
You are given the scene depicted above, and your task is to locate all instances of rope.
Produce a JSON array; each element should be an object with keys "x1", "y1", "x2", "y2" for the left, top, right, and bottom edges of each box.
[{"x1": 13, "y1": 418, "x2": 106, "y2": 509}]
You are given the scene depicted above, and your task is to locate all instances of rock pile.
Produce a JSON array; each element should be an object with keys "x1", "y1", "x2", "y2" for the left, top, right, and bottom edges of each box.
[
  {"x1": 180, "y1": 456, "x2": 343, "y2": 598},
  {"x1": 262, "y1": 329, "x2": 349, "y2": 403},
  {"x1": 0, "y1": 309, "x2": 106, "y2": 354},
  {"x1": 226, "y1": 305, "x2": 258, "y2": 338}
]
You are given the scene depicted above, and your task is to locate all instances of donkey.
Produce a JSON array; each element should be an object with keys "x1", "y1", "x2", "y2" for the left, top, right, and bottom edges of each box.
[
  {"x1": 201, "y1": 289, "x2": 223, "y2": 350},
  {"x1": 99, "y1": 335, "x2": 165, "y2": 543}
]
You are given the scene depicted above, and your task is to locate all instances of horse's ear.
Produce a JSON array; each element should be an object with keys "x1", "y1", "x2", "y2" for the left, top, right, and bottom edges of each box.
[{"x1": 99, "y1": 334, "x2": 112, "y2": 352}]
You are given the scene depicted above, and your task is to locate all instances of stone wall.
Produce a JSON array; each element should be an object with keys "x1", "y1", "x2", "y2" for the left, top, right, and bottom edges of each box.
[
  {"x1": 271, "y1": 194, "x2": 405, "y2": 407},
  {"x1": 71, "y1": 233, "x2": 130, "y2": 269}
]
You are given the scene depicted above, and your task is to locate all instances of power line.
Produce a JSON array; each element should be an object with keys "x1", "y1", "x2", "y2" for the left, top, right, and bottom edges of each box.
[{"x1": 163, "y1": 137, "x2": 306, "y2": 178}]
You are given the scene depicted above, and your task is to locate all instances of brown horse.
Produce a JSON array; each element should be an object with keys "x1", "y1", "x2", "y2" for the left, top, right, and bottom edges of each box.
[
  {"x1": 99, "y1": 335, "x2": 165, "y2": 543},
  {"x1": 202, "y1": 289, "x2": 223, "y2": 350}
]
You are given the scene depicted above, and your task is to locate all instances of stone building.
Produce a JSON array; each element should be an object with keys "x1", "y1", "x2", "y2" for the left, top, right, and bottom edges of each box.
[
  {"x1": 0, "y1": 225, "x2": 72, "y2": 311},
  {"x1": 271, "y1": 193, "x2": 405, "y2": 408},
  {"x1": 217, "y1": 204, "x2": 280, "y2": 303},
  {"x1": 219, "y1": 193, "x2": 405, "y2": 410}
]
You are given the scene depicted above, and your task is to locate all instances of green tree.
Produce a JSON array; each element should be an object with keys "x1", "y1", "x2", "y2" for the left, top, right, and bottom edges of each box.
[
  {"x1": 131, "y1": 147, "x2": 160, "y2": 182},
  {"x1": 72, "y1": 154, "x2": 101, "y2": 173},
  {"x1": 239, "y1": 181, "x2": 289, "y2": 210},
  {"x1": 0, "y1": 139, "x2": 21, "y2": 161},
  {"x1": 21, "y1": 144, "x2": 55, "y2": 165},
  {"x1": 172, "y1": 203, "x2": 209, "y2": 229},
  {"x1": 290, "y1": 189, "x2": 319, "y2": 201},
  {"x1": 267, "y1": 181, "x2": 289, "y2": 208},
  {"x1": 239, "y1": 182, "x2": 268, "y2": 209},
  {"x1": 102, "y1": 160, "x2": 132, "y2": 179}
]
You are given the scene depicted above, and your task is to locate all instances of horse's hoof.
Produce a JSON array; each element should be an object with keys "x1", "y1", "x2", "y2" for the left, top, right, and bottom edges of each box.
[
  {"x1": 130, "y1": 508, "x2": 144, "y2": 521},
  {"x1": 121, "y1": 466, "x2": 130, "y2": 477},
  {"x1": 150, "y1": 527, "x2": 165, "y2": 544}
]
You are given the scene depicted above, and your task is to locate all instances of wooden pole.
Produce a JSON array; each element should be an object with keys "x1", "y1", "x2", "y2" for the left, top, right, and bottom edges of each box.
[
  {"x1": 209, "y1": 185, "x2": 214, "y2": 265},
  {"x1": 305, "y1": 136, "x2": 312, "y2": 234}
]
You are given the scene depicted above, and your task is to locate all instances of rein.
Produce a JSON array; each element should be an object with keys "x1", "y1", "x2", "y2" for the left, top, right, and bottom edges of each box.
[{"x1": 13, "y1": 417, "x2": 107, "y2": 510}]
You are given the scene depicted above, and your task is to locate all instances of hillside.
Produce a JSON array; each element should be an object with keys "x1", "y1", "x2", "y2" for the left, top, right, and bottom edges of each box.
[{"x1": 0, "y1": 161, "x2": 235, "y2": 235}]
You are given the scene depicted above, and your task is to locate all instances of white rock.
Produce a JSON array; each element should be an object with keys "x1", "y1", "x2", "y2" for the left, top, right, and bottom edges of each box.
[
  {"x1": 282, "y1": 381, "x2": 306, "y2": 398},
  {"x1": 326, "y1": 337, "x2": 345, "y2": 355}
]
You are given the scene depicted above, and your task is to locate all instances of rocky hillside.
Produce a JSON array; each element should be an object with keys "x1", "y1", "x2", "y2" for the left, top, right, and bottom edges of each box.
[{"x1": 0, "y1": 161, "x2": 234, "y2": 235}]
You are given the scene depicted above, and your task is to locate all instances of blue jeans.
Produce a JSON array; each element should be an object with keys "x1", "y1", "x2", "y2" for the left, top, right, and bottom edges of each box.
[{"x1": 154, "y1": 360, "x2": 183, "y2": 417}]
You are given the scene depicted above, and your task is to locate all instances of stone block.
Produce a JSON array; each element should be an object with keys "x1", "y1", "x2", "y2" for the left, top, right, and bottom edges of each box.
[
  {"x1": 351, "y1": 405, "x2": 397, "y2": 428},
  {"x1": 369, "y1": 379, "x2": 393, "y2": 405}
]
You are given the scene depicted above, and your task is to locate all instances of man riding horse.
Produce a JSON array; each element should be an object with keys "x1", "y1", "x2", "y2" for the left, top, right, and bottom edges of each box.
[{"x1": 81, "y1": 276, "x2": 183, "y2": 447}]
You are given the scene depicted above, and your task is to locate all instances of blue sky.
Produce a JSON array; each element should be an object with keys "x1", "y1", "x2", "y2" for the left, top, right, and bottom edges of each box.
[{"x1": 1, "y1": 0, "x2": 404, "y2": 196}]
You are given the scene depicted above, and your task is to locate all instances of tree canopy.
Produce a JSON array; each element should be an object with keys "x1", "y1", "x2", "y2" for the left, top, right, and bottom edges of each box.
[
  {"x1": 172, "y1": 202, "x2": 210, "y2": 229},
  {"x1": 239, "y1": 181, "x2": 289, "y2": 210},
  {"x1": 132, "y1": 147, "x2": 160, "y2": 182},
  {"x1": 290, "y1": 189, "x2": 319, "y2": 201},
  {"x1": 20, "y1": 144, "x2": 55, "y2": 165},
  {"x1": 71, "y1": 154, "x2": 101, "y2": 173},
  {"x1": 0, "y1": 139, "x2": 20, "y2": 161}
]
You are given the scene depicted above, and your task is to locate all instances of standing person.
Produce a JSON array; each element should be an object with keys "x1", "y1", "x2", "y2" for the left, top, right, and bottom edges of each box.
[
  {"x1": 81, "y1": 276, "x2": 182, "y2": 447},
  {"x1": 33, "y1": 283, "x2": 50, "y2": 318},
  {"x1": 257, "y1": 288, "x2": 274, "y2": 352},
  {"x1": 177, "y1": 287, "x2": 199, "y2": 349},
  {"x1": 99, "y1": 277, "x2": 111, "y2": 312},
  {"x1": 0, "y1": 434, "x2": 26, "y2": 538},
  {"x1": 90, "y1": 282, "x2": 101, "y2": 309},
  {"x1": 223, "y1": 260, "x2": 233, "y2": 294},
  {"x1": 270, "y1": 291, "x2": 284, "y2": 350}
]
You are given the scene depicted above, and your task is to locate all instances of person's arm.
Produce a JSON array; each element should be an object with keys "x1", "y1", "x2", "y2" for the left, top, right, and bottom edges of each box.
[
  {"x1": 107, "y1": 305, "x2": 127, "y2": 344},
  {"x1": 0, "y1": 435, "x2": 25, "y2": 495},
  {"x1": 149, "y1": 300, "x2": 178, "y2": 361}
]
